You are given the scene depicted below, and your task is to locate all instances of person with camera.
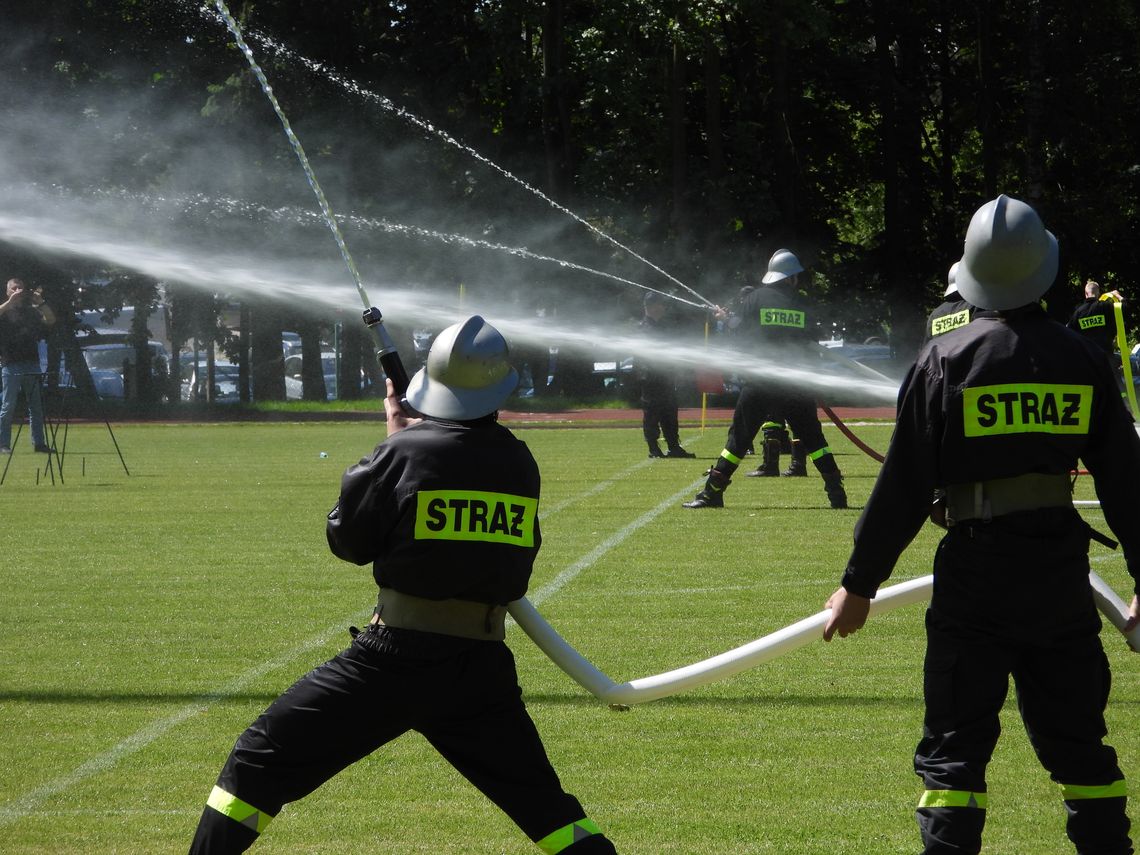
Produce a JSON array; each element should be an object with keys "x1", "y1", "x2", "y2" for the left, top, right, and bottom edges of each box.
[{"x1": 0, "y1": 277, "x2": 56, "y2": 454}]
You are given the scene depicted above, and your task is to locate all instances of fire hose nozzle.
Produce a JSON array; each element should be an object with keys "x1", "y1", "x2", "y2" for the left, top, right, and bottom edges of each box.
[{"x1": 362, "y1": 307, "x2": 384, "y2": 326}]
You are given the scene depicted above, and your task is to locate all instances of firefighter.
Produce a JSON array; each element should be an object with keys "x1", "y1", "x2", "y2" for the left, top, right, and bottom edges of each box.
[
  {"x1": 824, "y1": 195, "x2": 1140, "y2": 854},
  {"x1": 637, "y1": 291, "x2": 695, "y2": 459},
  {"x1": 683, "y1": 248, "x2": 847, "y2": 509},
  {"x1": 1068, "y1": 279, "x2": 1123, "y2": 355},
  {"x1": 188, "y1": 316, "x2": 617, "y2": 854},
  {"x1": 922, "y1": 261, "x2": 977, "y2": 346}
]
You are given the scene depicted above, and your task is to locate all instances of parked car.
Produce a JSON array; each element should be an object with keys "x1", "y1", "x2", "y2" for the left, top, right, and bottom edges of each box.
[
  {"x1": 180, "y1": 357, "x2": 242, "y2": 402},
  {"x1": 284, "y1": 352, "x2": 337, "y2": 400},
  {"x1": 59, "y1": 338, "x2": 171, "y2": 400},
  {"x1": 281, "y1": 331, "x2": 302, "y2": 359},
  {"x1": 284, "y1": 352, "x2": 373, "y2": 400}
]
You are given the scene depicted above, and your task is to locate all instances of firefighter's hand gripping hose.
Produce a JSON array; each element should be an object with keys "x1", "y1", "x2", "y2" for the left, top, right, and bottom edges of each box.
[{"x1": 508, "y1": 572, "x2": 1138, "y2": 709}]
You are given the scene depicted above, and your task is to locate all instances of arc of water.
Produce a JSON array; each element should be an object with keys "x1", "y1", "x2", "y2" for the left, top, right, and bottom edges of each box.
[
  {"x1": 211, "y1": 0, "x2": 406, "y2": 385},
  {"x1": 193, "y1": 2, "x2": 717, "y2": 311},
  {"x1": 508, "y1": 571, "x2": 1138, "y2": 707}
]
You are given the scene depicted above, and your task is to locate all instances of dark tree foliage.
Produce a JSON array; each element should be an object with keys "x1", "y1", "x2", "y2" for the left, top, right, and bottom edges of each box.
[{"x1": 1, "y1": 0, "x2": 1138, "y2": 399}]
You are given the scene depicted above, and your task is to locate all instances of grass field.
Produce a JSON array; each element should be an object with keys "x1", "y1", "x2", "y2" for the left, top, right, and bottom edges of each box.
[{"x1": 0, "y1": 417, "x2": 1135, "y2": 854}]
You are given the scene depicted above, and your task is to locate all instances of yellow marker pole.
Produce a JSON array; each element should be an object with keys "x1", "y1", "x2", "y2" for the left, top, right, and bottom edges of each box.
[
  {"x1": 701, "y1": 316, "x2": 709, "y2": 432},
  {"x1": 1112, "y1": 298, "x2": 1139, "y2": 418},
  {"x1": 458, "y1": 282, "x2": 466, "y2": 308}
]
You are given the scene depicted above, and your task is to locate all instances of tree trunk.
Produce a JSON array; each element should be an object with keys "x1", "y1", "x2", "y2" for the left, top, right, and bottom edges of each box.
[
  {"x1": 298, "y1": 319, "x2": 328, "y2": 401},
  {"x1": 670, "y1": 37, "x2": 688, "y2": 256},
  {"x1": 703, "y1": 30, "x2": 726, "y2": 256},
  {"x1": 541, "y1": 0, "x2": 572, "y2": 200},
  {"x1": 250, "y1": 302, "x2": 286, "y2": 402}
]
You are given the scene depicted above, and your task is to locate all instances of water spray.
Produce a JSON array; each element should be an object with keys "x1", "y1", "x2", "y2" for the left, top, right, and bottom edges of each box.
[
  {"x1": 211, "y1": 0, "x2": 409, "y2": 392},
  {"x1": 192, "y1": 2, "x2": 718, "y2": 312}
]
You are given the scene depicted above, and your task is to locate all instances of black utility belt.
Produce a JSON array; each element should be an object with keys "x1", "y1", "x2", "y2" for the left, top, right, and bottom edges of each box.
[{"x1": 944, "y1": 473, "x2": 1071, "y2": 526}]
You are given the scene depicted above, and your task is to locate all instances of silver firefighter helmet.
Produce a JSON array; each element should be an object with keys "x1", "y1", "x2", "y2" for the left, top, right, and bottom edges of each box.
[{"x1": 404, "y1": 315, "x2": 518, "y2": 420}]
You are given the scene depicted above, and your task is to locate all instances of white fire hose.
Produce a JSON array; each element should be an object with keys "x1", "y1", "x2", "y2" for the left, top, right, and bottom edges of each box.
[{"x1": 509, "y1": 572, "x2": 1137, "y2": 708}]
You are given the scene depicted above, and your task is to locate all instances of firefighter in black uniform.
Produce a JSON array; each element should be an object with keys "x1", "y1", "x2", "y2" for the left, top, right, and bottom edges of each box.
[
  {"x1": 824, "y1": 196, "x2": 1140, "y2": 855},
  {"x1": 922, "y1": 261, "x2": 977, "y2": 347},
  {"x1": 637, "y1": 291, "x2": 695, "y2": 459},
  {"x1": 188, "y1": 316, "x2": 617, "y2": 854},
  {"x1": 683, "y1": 248, "x2": 847, "y2": 509},
  {"x1": 1068, "y1": 279, "x2": 1122, "y2": 355}
]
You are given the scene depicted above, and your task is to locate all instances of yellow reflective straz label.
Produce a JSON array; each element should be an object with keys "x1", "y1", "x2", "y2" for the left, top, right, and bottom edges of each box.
[
  {"x1": 963, "y1": 384, "x2": 1093, "y2": 436},
  {"x1": 414, "y1": 490, "x2": 538, "y2": 547},
  {"x1": 1079, "y1": 314, "x2": 1106, "y2": 330},
  {"x1": 931, "y1": 309, "x2": 970, "y2": 337},
  {"x1": 759, "y1": 308, "x2": 805, "y2": 328}
]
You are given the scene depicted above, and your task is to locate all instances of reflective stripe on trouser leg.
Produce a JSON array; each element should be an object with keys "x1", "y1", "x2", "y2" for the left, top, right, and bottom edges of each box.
[
  {"x1": 918, "y1": 789, "x2": 988, "y2": 809},
  {"x1": 916, "y1": 791, "x2": 987, "y2": 854},
  {"x1": 1060, "y1": 780, "x2": 1127, "y2": 800},
  {"x1": 1058, "y1": 782, "x2": 1131, "y2": 853},
  {"x1": 536, "y1": 818, "x2": 602, "y2": 853},
  {"x1": 807, "y1": 445, "x2": 832, "y2": 461},
  {"x1": 719, "y1": 449, "x2": 742, "y2": 466},
  {"x1": 206, "y1": 785, "x2": 275, "y2": 834}
]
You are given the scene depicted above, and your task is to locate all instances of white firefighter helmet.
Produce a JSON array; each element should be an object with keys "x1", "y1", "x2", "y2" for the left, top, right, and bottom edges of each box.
[
  {"x1": 761, "y1": 248, "x2": 805, "y2": 284},
  {"x1": 944, "y1": 261, "x2": 960, "y2": 297},
  {"x1": 404, "y1": 315, "x2": 518, "y2": 420},
  {"x1": 954, "y1": 195, "x2": 1058, "y2": 311}
]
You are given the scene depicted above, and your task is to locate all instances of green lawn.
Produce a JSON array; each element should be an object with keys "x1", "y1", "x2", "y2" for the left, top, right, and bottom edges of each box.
[{"x1": 0, "y1": 419, "x2": 1135, "y2": 853}]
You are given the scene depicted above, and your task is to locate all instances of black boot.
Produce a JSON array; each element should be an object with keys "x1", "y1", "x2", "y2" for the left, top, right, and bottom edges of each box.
[
  {"x1": 666, "y1": 445, "x2": 695, "y2": 458},
  {"x1": 823, "y1": 472, "x2": 848, "y2": 509},
  {"x1": 683, "y1": 470, "x2": 730, "y2": 508},
  {"x1": 782, "y1": 440, "x2": 807, "y2": 476},
  {"x1": 647, "y1": 441, "x2": 665, "y2": 458},
  {"x1": 747, "y1": 435, "x2": 781, "y2": 477}
]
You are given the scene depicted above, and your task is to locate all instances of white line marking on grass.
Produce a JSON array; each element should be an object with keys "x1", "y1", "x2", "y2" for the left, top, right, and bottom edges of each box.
[
  {"x1": 527, "y1": 478, "x2": 705, "y2": 608},
  {"x1": 1, "y1": 442, "x2": 702, "y2": 825},
  {"x1": 541, "y1": 456, "x2": 656, "y2": 517},
  {"x1": 624, "y1": 584, "x2": 764, "y2": 595},
  {"x1": 0, "y1": 619, "x2": 361, "y2": 828}
]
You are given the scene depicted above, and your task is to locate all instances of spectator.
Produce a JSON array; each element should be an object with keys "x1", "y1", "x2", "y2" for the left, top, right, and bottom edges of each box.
[{"x1": 0, "y1": 278, "x2": 56, "y2": 454}]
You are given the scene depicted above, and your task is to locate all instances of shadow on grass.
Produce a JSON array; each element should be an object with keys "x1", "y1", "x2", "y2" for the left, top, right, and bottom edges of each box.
[
  {"x1": 520, "y1": 691, "x2": 926, "y2": 709},
  {"x1": 0, "y1": 689, "x2": 281, "y2": 704}
]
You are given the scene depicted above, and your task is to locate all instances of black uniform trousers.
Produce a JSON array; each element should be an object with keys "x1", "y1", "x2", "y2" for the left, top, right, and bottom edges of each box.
[
  {"x1": 915, "y1": 510, "x2": 1131, "y2": 855},
  {"x1": 189, "y1": 624, "x2": 615, "y2": 853},
  {"x1": 641, "y1": 381, "x2": 680, "y2": 448},
  {"x1": 719, "y1": 383, "x2": 833, "y2": 472}
]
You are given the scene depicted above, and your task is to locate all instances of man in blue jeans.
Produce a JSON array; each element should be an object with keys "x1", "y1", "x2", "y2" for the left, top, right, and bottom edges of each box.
[{"x1": 0, "y1": 278, "x2": 56, "y2": 454}]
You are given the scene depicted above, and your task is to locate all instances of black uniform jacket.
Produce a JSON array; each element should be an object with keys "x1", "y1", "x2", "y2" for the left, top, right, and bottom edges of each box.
[
  {"x1": 735, "y1": 281, "x2": 818, "y2": 380},
  {"x1": 327, "y1": 418, "x2": 542, "y2": 604},
  {"x1": 636, "y1": 314, "x2": 673, "y2": 400},
  {"x1": 923, "y1": 297, "x2": 976, "y2": 345},
  {"x1": 842, "y1": 304, "x2": 1140, "y2": 598},
  {"x1": 1067, "y1": 297, "x2": 1117, "y2": 354}
]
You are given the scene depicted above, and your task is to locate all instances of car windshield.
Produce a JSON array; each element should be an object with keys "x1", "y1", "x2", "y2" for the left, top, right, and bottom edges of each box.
[{"x1": 84, "y1": 344, "x2": 167, "y2": 372}]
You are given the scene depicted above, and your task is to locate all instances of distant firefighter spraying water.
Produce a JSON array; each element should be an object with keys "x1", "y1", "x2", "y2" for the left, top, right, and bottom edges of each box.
[
  {"x1": 683, "y1": 248, "x2": 847, "y2": 510},
  {"x1": 188, "y1": 317, "x2": 618, "y2": 853}
]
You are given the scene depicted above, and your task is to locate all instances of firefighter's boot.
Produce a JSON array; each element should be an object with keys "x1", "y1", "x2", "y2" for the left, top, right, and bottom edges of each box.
[
  {"x1": 782, "y1": 439, "x2": 807, "y2": 476},
  {"x1": 683, "y1": 469, "x2": 730, "y2": 508},
  {"x1": 647, "y1": 441, "x2": 665, "y2": 458},
  {"x1": 823, "y1": 472, "x2": 848, "y2": 509},
  {"x1": 747, "y1": 433, "x2": 782, "y2": 477}
]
